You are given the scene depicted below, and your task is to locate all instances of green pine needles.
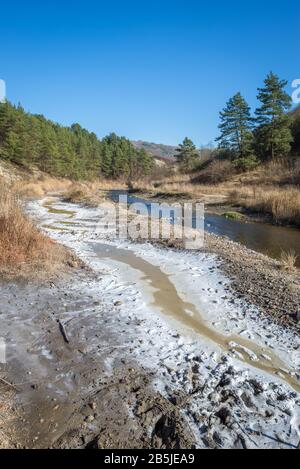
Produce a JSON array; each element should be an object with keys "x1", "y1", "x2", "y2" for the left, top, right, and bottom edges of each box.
[
  {"x1": 0, "y1": 102, "x2": 154, "y2": 180},
  {"x1": 216, "y1": 72, "x2": 294, "y2": 169}
]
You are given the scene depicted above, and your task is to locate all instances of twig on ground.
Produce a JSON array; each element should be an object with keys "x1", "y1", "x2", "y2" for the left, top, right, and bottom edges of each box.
[
  {"x1": 0, "y1": 377, "x2": 17, "y2": 390},
  {"x1": 58, "y1": 320, "x2": 70, "y2": 344}
]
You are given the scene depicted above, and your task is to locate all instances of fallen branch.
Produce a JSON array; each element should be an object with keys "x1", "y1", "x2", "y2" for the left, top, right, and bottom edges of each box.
[{"x1": 257, "y1": 431, "x2": 297, "y2": 449}]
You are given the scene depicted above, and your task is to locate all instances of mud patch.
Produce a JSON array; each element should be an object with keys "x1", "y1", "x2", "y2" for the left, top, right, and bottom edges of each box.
[
  {"x1": 54, "y1": 372, "x2": 195, "y2": 449},
  {"x1": 93, "y1": 243, "x2": 300, "y2": 393}
]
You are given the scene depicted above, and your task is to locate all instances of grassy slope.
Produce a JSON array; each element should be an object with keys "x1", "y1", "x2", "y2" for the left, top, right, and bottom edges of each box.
[{"x1": 132, "y1": 160, "x2": 300, "y2": 227}]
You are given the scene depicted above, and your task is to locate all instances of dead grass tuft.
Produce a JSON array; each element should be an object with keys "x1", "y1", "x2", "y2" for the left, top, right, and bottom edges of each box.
[
  {"x1": 0, "y1": 184, "x2": 72, "y2": 278},
  {"x1": 280, "y1": 250, "x2": 298, "y2": 271}
]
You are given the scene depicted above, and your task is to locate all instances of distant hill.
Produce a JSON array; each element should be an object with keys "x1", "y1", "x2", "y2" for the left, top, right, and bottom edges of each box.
[{"x1": 132, "y1": 141, "x2": 177, "y2": 160}]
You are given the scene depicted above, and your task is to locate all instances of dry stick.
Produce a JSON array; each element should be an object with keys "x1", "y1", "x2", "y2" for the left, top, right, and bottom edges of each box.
[
  {"x1": 58, "y1": 320, "x2": 70, "y2": 344},
  {"x1": 257, "y1": 431, "x2": 297, "y2": 449},
  {"x1": 0, "y1": 377, "x2": 17, "y2": 390}
]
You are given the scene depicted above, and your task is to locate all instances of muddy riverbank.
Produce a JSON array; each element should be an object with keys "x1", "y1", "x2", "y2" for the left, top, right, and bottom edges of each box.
[
  {"x1": 109, "y1": 189, "x2": 300, "y2": 330},
  {"x1": 155, "y1": 233, "x2": 300, "y2": 333},
  {"x1": 0, "y1": 273, "x2": 195, "y2": 449},
  {"x1": 1, "y1": 196, "x2": 300, "y2": 449}
]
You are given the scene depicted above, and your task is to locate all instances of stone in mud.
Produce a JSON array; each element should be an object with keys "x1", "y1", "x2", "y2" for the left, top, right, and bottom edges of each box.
[
  {"x1": 85, "y1": 415, "x2": 95, "y2": 423},
  {"x1": 135, "y1": 400, "x2": 152, "y2": 415},
  {"x1": 208, "y1": 392, "x2": 221, "y2": 404},
  {"x1": 89, "y1": 402, "x2": 97, "y2": 411},
  {"x1": 114, "y1": 301, "x2": 123, "y2": 307}
]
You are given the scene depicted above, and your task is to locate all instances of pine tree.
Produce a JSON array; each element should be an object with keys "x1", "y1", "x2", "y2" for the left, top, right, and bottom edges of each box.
[
  {"x1": 101, "y1": 142, "x2": 113, "y2": 178},
  {"x1": 175, "y1": 137, "x2": 199, "y2": 171},
  {"x1": 0, "y1": 102, "x2": 154, "y2": 180},
  {"x1": 216, "y1": 93, "x2": 254, "y2": 159},
  {"x1": 138, "y1": 148, "x2": 154, "y2": 176},
  {"x1": 255, "y1": 72, "x2": 293, "y2": 160}
]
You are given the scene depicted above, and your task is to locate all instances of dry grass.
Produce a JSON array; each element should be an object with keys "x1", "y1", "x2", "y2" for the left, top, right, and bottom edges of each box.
[
  {"x1": 63, "y1": 183, "x2": 103, "y2": 207},
  {"x1": 63, "y1": 180, "x2": 127, "y2": 207},
  {"x1": 230, "y1": 160, "x2": 300, "y2": 186},
  {"x1": 280, "y1": 250, "x2": 298, "y2": 271},
  {"x1": 133, "y1": 160, "x2": 300, "y2": 226},
  {"x1": 131, "y1": 174, "x2": 230, "y2": 199},
  {"x1": 0, "y1": 184, "x2": 73, "y2": 278},
  {"x1": 14, "y1": 177, "x2": 127, "y2": 201},
  {"x1": 229, "y1": 185, "x2": 300, "y2": 225},
  {"x1": 192, "y1": 159, "x2": 236, "y2": 184},
  {"x1": 13, "y1": 176, "x2": 72, "y2": 199},
  {"x1": 63, "y1": 181, "x2": 109, "y2": 207},
  {"x1": 93, "y1": 179, "x2": 128, "y2": 190},
  {"x1": 0, "y1": 391, "x2": 14, "y2": 449}
]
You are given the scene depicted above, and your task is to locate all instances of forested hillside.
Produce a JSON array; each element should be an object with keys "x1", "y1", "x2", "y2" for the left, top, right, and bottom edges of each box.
[{"x1": 0, "y1": 102, "x2": 154, "y2": 180}]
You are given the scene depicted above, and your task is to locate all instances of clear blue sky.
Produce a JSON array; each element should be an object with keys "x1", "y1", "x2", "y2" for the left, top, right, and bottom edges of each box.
[{"x1": 1, "y1": 0, "x2": 300, "y2": 146}]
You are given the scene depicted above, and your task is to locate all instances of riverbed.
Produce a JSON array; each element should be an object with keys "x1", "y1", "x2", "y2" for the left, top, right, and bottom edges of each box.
[{"x1": 9, "y1": 195, "x2": 297, "y2": 448}]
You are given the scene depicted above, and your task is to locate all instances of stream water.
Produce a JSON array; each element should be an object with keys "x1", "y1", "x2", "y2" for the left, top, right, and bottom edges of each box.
[{"x1": 110, "y1": 190, "x2": 300, "y2": 266}]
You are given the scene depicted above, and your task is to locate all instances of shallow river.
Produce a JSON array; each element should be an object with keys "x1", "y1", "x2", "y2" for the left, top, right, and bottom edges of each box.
[{"x1": 110, "y1": 190, "x2": 300, "y2": 266}]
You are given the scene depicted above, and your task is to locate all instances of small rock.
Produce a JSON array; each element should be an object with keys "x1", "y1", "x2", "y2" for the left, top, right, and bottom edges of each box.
[{"x1": 85, "y1": 415, "x2": 95, "y2": 423}]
